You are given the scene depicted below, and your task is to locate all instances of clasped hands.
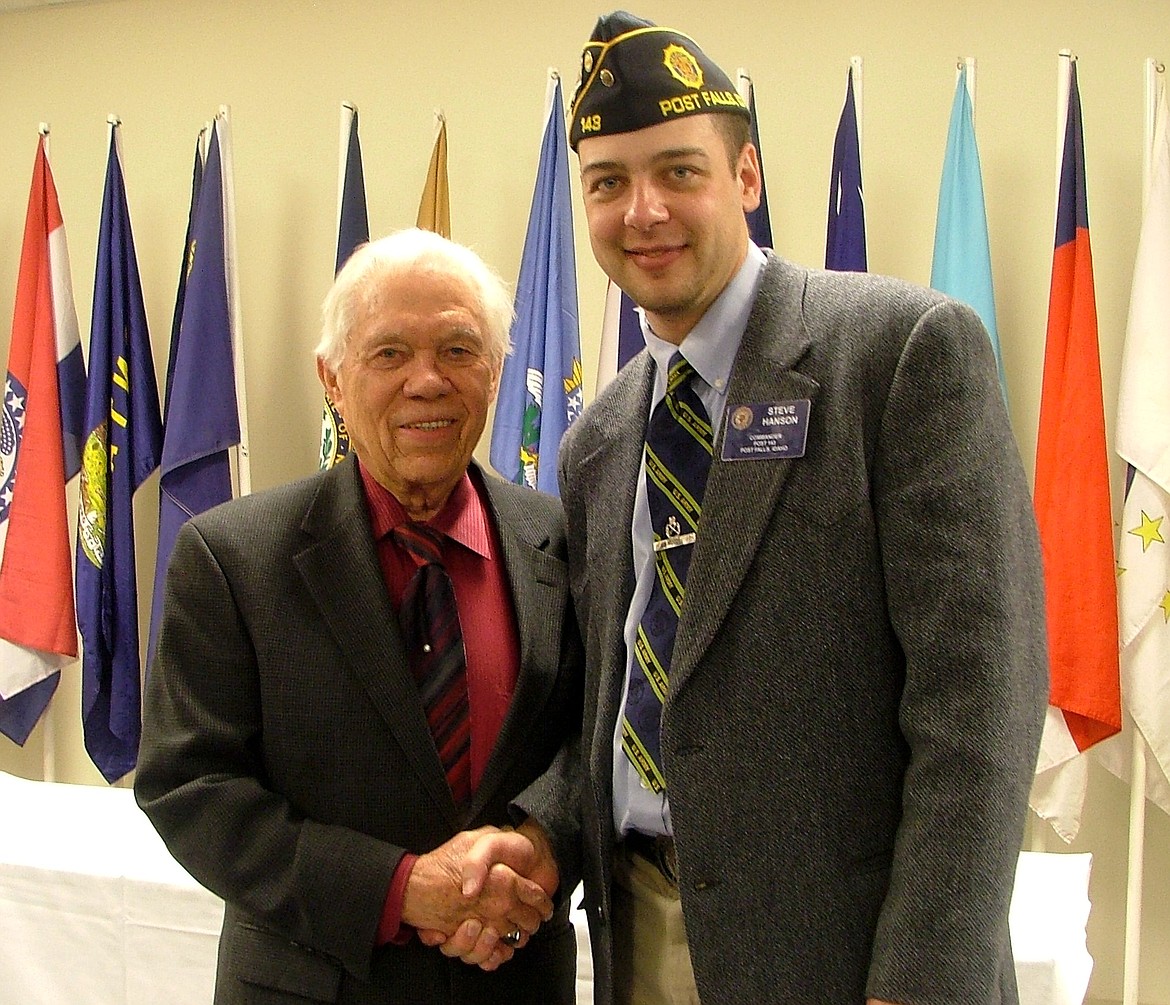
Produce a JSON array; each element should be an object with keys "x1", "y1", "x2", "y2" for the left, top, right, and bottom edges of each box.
[{"x1": 401, "y1": 818, "x2": 558, "y2": 971}]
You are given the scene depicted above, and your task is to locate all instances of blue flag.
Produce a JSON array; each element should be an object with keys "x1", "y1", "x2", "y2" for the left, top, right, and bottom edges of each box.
[
  {"x1": 825, "y1": 66, "x2": 867, "y2": 271},
  {"x1": 490, "y1": 77, "x2": 583, "y2": 493},
  {"x1": 76, "y1": 124, "x2": 164, "y2": 782},
  {"x1": 335, "y1": 105, "x2": 369, "y2": 274},
  {"x1": 163, "y1": 135, "x2": 204, "y2": 429},
  {"x1": 320, "y1": 103, "x2": 369, "y2": 470},
  {"x1": 741, "y1": 75, "x2": 774, "y2": 251},
  {"x1": 148, "y1": 121, "x2": 240, "y2": 663},
  {"x1": 930, "y1": 65, "x2": 1005, "y2": 395}
]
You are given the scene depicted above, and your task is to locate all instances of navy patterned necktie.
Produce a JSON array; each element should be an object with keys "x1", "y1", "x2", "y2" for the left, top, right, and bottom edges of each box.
[
  {"x1": 623, "y1": 352, "x2": 714, "y2": 794},
  {"x1": 393, "y1": 522, "x2": 471, "y2": 806}
]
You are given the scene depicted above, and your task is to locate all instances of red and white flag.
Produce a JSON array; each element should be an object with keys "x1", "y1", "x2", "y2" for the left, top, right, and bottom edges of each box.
[{"x1": 0, "y1": 135, "x2": 86, "y2": 744}]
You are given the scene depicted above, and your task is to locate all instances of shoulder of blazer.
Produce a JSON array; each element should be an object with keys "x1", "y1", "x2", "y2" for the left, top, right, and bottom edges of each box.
[
  {"x1": 476, "y1": 462, "x2": 564, "y2": 555},
  {"x1": 179, "y1": 461, "x2": 351, "y2": 544}
]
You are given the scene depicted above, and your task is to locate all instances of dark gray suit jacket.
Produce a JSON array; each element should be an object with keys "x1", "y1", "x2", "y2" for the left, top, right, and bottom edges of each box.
[
  {"x1": 136, "y1": 458, "x2": 583, "y2": 1005},
  {"x1": 521, "y1": 255, "x2": 1047, "y2": 1005}
]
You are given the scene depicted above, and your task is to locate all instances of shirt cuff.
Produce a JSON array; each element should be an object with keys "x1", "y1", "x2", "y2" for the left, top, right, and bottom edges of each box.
[{"x1": 376, "y1": 852, "x2": 419, "y2": 946}]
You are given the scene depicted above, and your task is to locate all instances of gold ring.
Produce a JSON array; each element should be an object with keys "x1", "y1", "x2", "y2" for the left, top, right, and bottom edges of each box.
[{"x1": 501, "y1": 929, "x2": 522, "y2": 947}]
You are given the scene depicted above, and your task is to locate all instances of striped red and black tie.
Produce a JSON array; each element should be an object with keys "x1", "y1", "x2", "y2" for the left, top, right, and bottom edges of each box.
[{"x1": 393, "y1": 522, "x2": 471, "y2": 806}]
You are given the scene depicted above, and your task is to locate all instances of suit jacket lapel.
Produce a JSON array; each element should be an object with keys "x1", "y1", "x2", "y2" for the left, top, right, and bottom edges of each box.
[
  {"x1": 294, "y1": 458, "x2": 460, "y2": 828},
  {"x1": 672, "y1": 257, "x2": 820, "y2": 691},
  {"x1": 465, "y1": 468, "x2": 568, "y2": 818},
  {"x1": 573, "y1": 356, "x2": 654, "y2": 783}
]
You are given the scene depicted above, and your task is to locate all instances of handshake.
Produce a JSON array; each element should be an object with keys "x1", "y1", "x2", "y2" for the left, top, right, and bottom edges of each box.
[{"x1": 402, "y1": 817, "x2": 560, "y2": 971}]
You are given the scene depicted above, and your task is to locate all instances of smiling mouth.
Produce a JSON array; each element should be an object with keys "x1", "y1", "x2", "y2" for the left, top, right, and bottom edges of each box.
[
  {"x1": 626, "y1": 246, "x2": 685, "y2": 267},
  {"x1": 403, "y1": 419, "x2": 455, "y2": 430}
]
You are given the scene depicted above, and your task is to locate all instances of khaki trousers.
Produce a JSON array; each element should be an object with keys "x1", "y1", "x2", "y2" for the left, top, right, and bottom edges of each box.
[{"x1": 611, "y1": 842, "x2": 701, "y2": 1005}]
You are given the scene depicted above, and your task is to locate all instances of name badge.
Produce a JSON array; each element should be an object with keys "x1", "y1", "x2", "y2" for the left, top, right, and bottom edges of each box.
[{"x1": 720, "y1": 400, "x2": 810, "y2": 461}]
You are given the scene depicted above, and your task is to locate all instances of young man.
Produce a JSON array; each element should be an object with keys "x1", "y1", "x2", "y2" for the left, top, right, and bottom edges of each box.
[{"x1": 502, "y1": 11, "x2": 1047, "y2": 1005}]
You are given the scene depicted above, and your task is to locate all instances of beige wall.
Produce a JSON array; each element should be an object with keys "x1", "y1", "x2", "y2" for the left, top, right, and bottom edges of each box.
[{"x1": 0, "y1": 0, "x2": 1167, "y2": 1000}]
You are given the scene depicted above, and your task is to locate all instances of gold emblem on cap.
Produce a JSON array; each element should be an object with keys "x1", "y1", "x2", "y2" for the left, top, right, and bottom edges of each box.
[
  {"x1": 600, "y1": 68, "x2": 614, "y2": 86},
  {"x1": 663, "y1": 43, "x2": 704, "y2": 90},
  {"x1": 584, "y1": 51, "x2": 594, "y2": 72}
]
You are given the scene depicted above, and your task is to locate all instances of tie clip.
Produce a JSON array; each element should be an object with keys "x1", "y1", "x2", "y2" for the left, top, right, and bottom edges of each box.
[{"x1": 653, "y1": 532, "x2": 696, "y2": 553}]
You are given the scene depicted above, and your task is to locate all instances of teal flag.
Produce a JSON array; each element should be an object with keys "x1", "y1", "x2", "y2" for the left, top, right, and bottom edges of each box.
[{"x1": 930, "y1": 65, "x2": 1005, "y2": 396}]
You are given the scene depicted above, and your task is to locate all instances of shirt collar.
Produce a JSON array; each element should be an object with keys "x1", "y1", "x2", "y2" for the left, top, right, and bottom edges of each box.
[
  {"x1": 357, "y1": 461, "x2": 494, "y2": 560},
  {"x1": 640, "y1": 241, "x2": 767, "y2": 394}
]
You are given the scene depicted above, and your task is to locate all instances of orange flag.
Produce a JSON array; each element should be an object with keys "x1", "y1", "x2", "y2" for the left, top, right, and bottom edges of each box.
[{"x1": 1033, "y1": 61, "x2": 1121, "y2": 755}]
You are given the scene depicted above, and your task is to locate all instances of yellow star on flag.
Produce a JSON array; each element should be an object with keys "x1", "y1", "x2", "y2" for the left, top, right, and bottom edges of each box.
[
  {"x1": 1128, "y1": 509, "x2": 1165, "y2": 552},
  {"x1": 1161, "y1": 591, "x2": 1170, "y2": 623}
]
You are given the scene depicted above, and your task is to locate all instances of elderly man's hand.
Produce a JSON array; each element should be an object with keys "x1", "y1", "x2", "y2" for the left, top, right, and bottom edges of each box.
[
  {"x1": 413, "y1": 820, "x2": 560, "y2": 970},
  {"x1": 404, "y1": 825, "x2": 555, "y2": 969}
]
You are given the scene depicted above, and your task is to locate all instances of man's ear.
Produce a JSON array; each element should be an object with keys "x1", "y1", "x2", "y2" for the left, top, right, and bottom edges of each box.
[
  {"x1": 738, "y1": 143, "x2": 762, "y2": 214},
  {"x1": 317, "y1": 356, "x2": 341, "y2": 406}
]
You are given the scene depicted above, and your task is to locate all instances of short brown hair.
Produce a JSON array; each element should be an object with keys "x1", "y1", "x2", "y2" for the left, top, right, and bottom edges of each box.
[{"x1": 711, "y1": 112, "x2": 752, "y2": 171}]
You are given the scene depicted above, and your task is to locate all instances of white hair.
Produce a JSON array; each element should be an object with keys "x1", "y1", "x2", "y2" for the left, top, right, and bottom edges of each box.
[{"x1": 316, "y1": 227, "x2": 514, "y2": 370}]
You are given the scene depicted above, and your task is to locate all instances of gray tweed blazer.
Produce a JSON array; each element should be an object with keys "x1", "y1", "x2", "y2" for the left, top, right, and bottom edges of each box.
[{"x1": 521, "y1": 253, "x2": 1047, "y2": 1005}]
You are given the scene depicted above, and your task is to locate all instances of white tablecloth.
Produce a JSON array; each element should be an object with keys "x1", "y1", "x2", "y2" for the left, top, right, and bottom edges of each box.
[
  {"x1": 0, "y1": 772, "x2": 1088, "y2": 1005},
  {"x1": 0, "y1": 771, "x2": 224, "y2": 1005}
]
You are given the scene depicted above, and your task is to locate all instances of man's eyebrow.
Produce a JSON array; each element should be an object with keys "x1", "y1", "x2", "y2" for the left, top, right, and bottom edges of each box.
[{"x1": 580, "y1": 146, "x2": 710, "y2": 175}]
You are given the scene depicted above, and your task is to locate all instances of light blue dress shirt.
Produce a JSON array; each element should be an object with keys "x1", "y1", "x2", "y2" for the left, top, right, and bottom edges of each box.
[{"x1": 613, "y1": 243, "x2": 768, "y2": 839}]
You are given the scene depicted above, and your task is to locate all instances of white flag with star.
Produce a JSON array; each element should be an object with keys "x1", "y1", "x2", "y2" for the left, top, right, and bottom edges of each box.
[{"x1": 1097, "y1": 80, "x2": 1170, "y2": 815}]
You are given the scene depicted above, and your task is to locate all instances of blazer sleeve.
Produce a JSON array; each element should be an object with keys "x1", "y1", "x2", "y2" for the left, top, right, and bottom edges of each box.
[
  {"x1": 134, "y1": 518, "x2": 401, "y2": 982},
  {"x1": 864, "y1": 298, "x2": 1048, "y2": 1002}
]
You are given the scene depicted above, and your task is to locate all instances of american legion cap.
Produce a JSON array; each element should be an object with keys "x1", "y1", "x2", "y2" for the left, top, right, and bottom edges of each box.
[{"x1": 568, "y1": 10, "x2": 750, "y2": 150}]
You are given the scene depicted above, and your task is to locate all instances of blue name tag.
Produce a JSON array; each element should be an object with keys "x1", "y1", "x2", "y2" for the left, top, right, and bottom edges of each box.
[{"x1": 720, "y1": 400, "x2": 811, "y2": 461}]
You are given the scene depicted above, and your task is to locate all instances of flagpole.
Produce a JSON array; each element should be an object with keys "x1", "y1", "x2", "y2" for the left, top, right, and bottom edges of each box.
[
  {"x1": 850, "y1": 56, "x2": 864, "y2": 162},
  {"x1": 34, "y1": 121, "x2": 59, "y2": 785},
  {"x1": 338, "y1": 102, "x2": 356, "y2": 234},
  {"x1": 1120, "y1": 57, "x2": 1163, "y2": 1005},
  {"x1": 1029, "y1": 47, "x2": 1081, "y2": 851},
  {"x1": 1055, "y1": 51, "x2": 1074, "y2": 208},
  {"x1": 735, "y1": 67, "x2": 752, "y2": 106},
  {"x1": 959, "y1": 56, "x2": 977, "y2": 116},
  {"x1": 216, "y1": 106, "x2": 251, "y2": 497},
  {"x1": 544, "y1": 67, "x2": 559, "y2": 121}
]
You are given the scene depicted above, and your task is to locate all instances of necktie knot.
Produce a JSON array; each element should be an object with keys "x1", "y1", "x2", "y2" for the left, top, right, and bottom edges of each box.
[{"x1": 393, "y1": 522, "x2": 444, "y2": 569}]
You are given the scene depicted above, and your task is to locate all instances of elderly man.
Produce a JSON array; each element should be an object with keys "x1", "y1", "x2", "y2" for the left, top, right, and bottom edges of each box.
[
  {"x1": 462, "y1": 10, "x2": 1049, "y2": 1005},
  {"x1": 135, "y1": 228, "x2": 582, "y2": 1004}
]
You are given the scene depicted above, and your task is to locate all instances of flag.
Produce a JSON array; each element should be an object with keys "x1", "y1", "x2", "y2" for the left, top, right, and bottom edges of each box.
[
  {"x1": 0, "y1": 135, "x2": 86, "y2": 745},
  {"x1": 595, "y1": 281, "x2": 643, "y2": 394},
  {"x1": 417, "y1": 113, "x2": 451, "y2": 238},
  {"x1": 1098, "y1": 80, "x2": 1170, "y2": 816},
  {"x1": 1031, "y1": 61, "x2": 1120, "y2": 841},
  {"x1": 320, "y1": 102, "x2": 369, "y2": 470},
  {"x1": 737, "y1": 71, "x2": 774, "y2": 250},
  {"x1": 825, "y1": 65, "x2": 867, "y2": 271},
  {"x1": 931, "y1": 64, "x2": 1007, "y2": 396},
  {"x1": 76, "y1": 121, "x2": 164, "y2": 782},
  {"x1": 148, "y1": 119, "x2": 242, "y2": 663},
  {"x1": 490, "y1": 75, "x2": 583, "y2": 494},
  {"x1": 163, "y1": 133, "x2": 205, "y2": 429}
]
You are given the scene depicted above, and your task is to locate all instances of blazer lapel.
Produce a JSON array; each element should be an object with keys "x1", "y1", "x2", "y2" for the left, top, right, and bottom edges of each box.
[
  {"x1": 467, "y1": 468, "x2": 569, "y2": 817},
  {"x1": 573, "y1": 357, "x2": 654, "y2": 783},
  {"x1": 294, "y1": 459, "x2": 460, "y2": 828},
  {"x1": 672, "y1": 257, "x2": 820, "y2": 691}
]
